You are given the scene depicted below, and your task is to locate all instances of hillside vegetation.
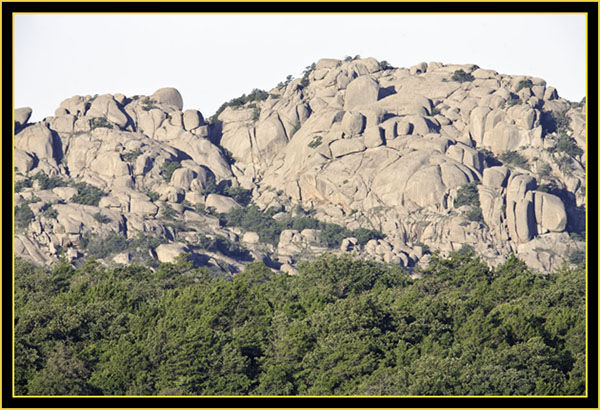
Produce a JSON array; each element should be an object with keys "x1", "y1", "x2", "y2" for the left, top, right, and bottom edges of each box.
[{"x1": 14, "y1": 252, "x2": 585, "y2": 396}]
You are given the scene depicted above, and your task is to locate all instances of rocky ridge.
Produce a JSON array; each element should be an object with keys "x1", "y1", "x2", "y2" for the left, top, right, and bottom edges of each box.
[{"x1": 14, "y1": 58, "x2": 586, "y2": 274}]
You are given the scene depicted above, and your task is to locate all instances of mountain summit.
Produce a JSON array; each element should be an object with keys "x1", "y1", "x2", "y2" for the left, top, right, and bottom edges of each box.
[{"x1": 14, "y1": 57, "x2": 586, "y2": 274}]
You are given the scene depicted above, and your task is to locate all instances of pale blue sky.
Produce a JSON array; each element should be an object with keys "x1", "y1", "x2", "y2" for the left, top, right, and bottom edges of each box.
[{"x1": 15, "y1": 13, "x2": 587, "y2": 122}]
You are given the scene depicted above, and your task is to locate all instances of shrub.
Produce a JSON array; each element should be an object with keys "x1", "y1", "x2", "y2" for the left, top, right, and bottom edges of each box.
[
  {"x1": 380, "y1": 60, "x2": 394, "y2": 70},
  {"x1": 451, "y1": 69, "x2": 474, "y2": 83},
  {"x1": 477, "y1": 148, "x2": 501, "y2": 167},
  {"x1": 500, "y1": 151, "x2": 529, "y2": 170},
  {"x1": 160, "y1": 160, "x2": 182, "y2": 182},
  {"x1": 70, "y1": 182, "x2": 107, "y2": 206},
  {"x1": 352, "y1": 227, "x2": 386, "y2": 246},
  {"x1": 222, "y1": 185, "x2": 253, "y2": 207},
  {"x1": 308, "y1": 135, "x2": 323, "y2": 149},
  {"x1": 161, "y1": 204, "x2": 177, "y2": 220},
  {"x1": 41, "y1": 205, "x2": 58, "y2": 219},
  {"x1": 541, "y1": 110, "x2": 571, "y2": 134},
  {"x1": 83, "y1": 232, "x2": 128, "y2": 259},
  {"x1": 507, "y1": 96, "x2": 522, "y2": 107},
  {"x1": 197, "y1": 234, "x2": 253, "y2": 261},
  {"x1": 141, "y1": 97, "x2": 157, "y2": 111},
  {"x1": 538, "y1": 162, "x2": 552, "y2": 178},
  {"x1": 414, "y1": 241, "x2": 431, "y2": 254},
  {"x1": 466, "y1": 206, "x2": 484, "y2": 223},
  {"x1": 31, "y1": 172, "x2": 67, "y2": 190},
  {"x1": 121, "y1": 149, "x2": 143, "y2": 163},
  {"x1": 146, "y1": 191, "x2": 160, "y2": 202},
  {"x1": 554, "y1": 133, "x2": 583, "y2": 158},
  {"x1": 554, "y1": 155, "x2": 573, "y2": 176},
  {"x1": 318, "y1": 223, "x2": 351, "y2": 248},
  {"x1": 568, "y1": 249, "x2": 585, "y2": 266},
  {"x1": 14, "y1": 178, "x2": 32, "y2": 193},
  {"x1": 221, "y1": 205, "x2": 282, "y2": 246},
  {"x1": 210, "y1": 88, "x2": 269, "y2": 123},
  {"x1": 93, "y1": 212, "x2": 111, "y2": 224},
  {"x1": 14, "y1": 203, "x2": 35, "y2": 230},
  {"x1": 454, "y1": 182, "x2": 480, "y2": 208},
  {"x1": 515, "y1": 79, "x2": 534, "y2": 93},
  {"x1": 89, "y1": 117, "x2": 113, "y2": 130},
  {"x1": 221, "y1": 148, "x2": 235, "y2": 165}
]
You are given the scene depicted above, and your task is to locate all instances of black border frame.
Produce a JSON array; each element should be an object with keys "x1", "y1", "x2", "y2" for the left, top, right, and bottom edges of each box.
[{"x1": 3, "y1": 2, "x2": 598, "y2": 408}]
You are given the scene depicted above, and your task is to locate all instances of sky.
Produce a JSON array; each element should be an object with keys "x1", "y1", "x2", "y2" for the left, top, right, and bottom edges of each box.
[{"x1": 14, "y1": 13, "x2": 587, "y2": 123}]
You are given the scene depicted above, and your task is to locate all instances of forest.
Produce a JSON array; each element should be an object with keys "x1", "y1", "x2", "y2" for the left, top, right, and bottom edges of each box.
[{"x1": 14, "y1": 250, "x2": 585, "y2": 396}]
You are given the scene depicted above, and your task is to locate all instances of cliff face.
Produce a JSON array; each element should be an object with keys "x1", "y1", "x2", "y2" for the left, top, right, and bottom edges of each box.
[{"x1": 13, "y1": 58, "x2": 586, "y2": 273}]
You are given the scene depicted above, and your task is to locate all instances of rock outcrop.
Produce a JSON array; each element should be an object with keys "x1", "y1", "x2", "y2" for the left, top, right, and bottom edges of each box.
[{"x1": 13, "y1": 59, "x2": 586, "y2": 274}]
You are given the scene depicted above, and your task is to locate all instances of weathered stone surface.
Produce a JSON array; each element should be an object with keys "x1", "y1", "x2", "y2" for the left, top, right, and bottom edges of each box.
[
  {"x1": 533, "y1": 191, "x2": 567, "y2": 233},
  {"x1": 183, "y1": 109, "x2": 205, "y2": 130},
  {"x1": 12, "y1": 58, "x2": 586, "y2": 274},
  {"x1": 14, "y1": 123, "x2": 60, "y2": 164},
  {"x1": 482, "y1": 166, "x2": 510, "y2": 187},
  {"x1": 15, "y1": 107, "x2": 33, "y2": 127},
  {"x1": 205, "y1": 194, "x2": 241, "y2": 213},
  {"x1": 151, "y1": 87, "x2": 184, "y2": 110},
  {"x1": 14, "y1": 149, "x2": 35, "y2": 173},
  {"x1": 330, "y1": 139, "x2": 366, "y2": 158},
  {"x1": 86, "y1": 95, "x2": 129, "y2": 128},
  {"x1": 364, "y1": 126, "x2": 384, "y2": 148},
  {"x1": 155, "y1": 242, "x2": 188, "y2": 263},
  {"x1": 344, "y1": 76, "x2": 379, "y2": 111},
  {"x1": 341, "y1": 111, "x2": 365, "y2": 137}
]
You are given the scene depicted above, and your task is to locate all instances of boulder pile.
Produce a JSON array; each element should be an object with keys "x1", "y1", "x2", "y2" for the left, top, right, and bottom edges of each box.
[{"x1": 14, "y1": 58, "x2": 586, "y2": 273}]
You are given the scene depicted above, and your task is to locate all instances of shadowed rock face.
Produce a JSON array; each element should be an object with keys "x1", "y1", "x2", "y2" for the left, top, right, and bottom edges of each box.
[{"x1": 13, "y1": 59, "x2": 586, "y2": 273}]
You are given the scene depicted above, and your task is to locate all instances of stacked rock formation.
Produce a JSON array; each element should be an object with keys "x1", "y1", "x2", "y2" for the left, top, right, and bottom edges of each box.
[{"x1": 14, "y1": 58, "x2": 586, "y2": 273}]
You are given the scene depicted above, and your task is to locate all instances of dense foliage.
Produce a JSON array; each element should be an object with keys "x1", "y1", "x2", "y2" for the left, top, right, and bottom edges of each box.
[
  {"x1": 219, "y1": 205, "x2": 385, "y2": 248},
  {"x1": 70, "y1": 181, "x2": 107, "y2": 206},
  {"x1": 14, "y1": 251, "x2": 585, "y2": 396},
  {"x1": 451, "y1": 69, "x2": 474, "y2": 83},
  {"x1": 211, "y1": 88, "x2": 270, "y2": 122}
]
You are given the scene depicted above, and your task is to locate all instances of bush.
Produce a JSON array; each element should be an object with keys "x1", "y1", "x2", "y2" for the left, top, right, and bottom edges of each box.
[
  {"x1": 538, "y1": 162, "x2": 552, "y2": 178},
  {"x1": 89, "y1": 117, "x2": 113, "y2": 130},
  {"x1": 14, "y1": 203, "x2": 35, "y2": 230},
  {"x1": 14, "y1": 178, "x2": 32, "y2": 192},
  {"x1": 308, "y1": 135, "x2": 323, "y2": 149},
  {"x1": 160, "y1": 160, "x2": 182, "y2": 183},
  {"x1": 197, "y1": 234, "x2": 253, "y2": 261},
  {"x1": 93, "y1": 212, "x2": 111, "y2": 224},
  {"x1": 210, "y1": 88, "x2": 269, "y2": 123},
  {"x1": 83, "y1": 232, "x2": 128, "y2": 259},
  {"x1": 515, "y1": 79, "x2": 534, "y2": 93},
  {"x1": 121, "y1": 149, "x2": 143, "y2": 163},
  {"x1": 352, "y1": 227, "x2": 386, "y2": 246},
  {"x1": 146, "y1": 191, "x2": 160, "y2": 202},
  {"x1": 477, "y1": 148, "x2": 501, "y2": 167},
  {"x1": 541, "y1": 111, "x2": 571, "y2": 134},
  {"x1": 318, "y1": 223, "x2": 351, "y2": 248},
  {"x1": 70, "y1": 182, "x2": 107, "y2": 206},
  {"x1": 507, "y1": 96, "x2": 522, "y2": 107},
  {"x1": 500, "y1": 151, "x2": 529, "y2": 170},
  {"x1": 454, "y1": 182, "x2": 480, "y2": 208},
  {"x1": 31, "y1": 172, "x2": 67, "y2": 190},
  {"x1": 222, "y1": 185, "x2": 253, "y2": 207},
  {"x1": 568, "y1": 249, "x2": 585, "y2": 266},
  {"x1": 466, "y1": 206, "x2": 484, "y2": 223},
  {"x1": 451, "y1": 69, "x2": 474, "y2": 83},
  {"x1": 41, "y1": 205, "x2": 58, "y2": 219},
  {"x1": 554, "y1": 133, "x2": 583, "y2": 158},
  {"x1": 141, "y1": 97, "x2": 157, "y2": 111}
]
